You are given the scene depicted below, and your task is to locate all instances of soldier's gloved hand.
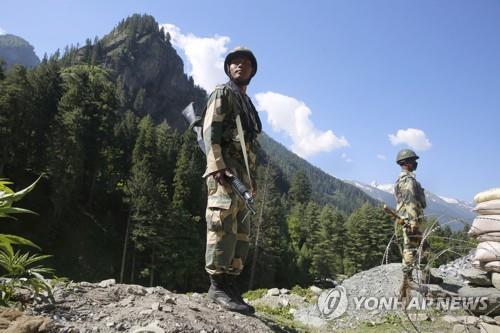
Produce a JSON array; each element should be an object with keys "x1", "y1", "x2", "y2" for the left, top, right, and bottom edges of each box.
[{"x1": 212, "y1": 169, "x2": 233, "y2": 185}]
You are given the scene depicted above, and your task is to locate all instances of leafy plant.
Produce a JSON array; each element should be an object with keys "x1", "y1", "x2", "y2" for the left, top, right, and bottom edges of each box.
[{"x1": 0, "y1": 176, "x2": 54, "y2": 306}]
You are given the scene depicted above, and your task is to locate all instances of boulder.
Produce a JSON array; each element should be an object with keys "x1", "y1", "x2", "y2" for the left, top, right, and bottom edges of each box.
[
  {"x1": 458, "y1": 285, "x2": 500, "y2": 316},
  {"x1": 493, "y1": 273, "x2": 500, "y2": 290},
  {"x1": 460, "y1": 268, "x2": 492, "y2": 286}
]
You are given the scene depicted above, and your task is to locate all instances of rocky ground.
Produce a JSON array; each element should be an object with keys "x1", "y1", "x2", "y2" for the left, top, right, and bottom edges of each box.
[{"x1": 3, "y1": 252, "x2": 500, "y2": 332}]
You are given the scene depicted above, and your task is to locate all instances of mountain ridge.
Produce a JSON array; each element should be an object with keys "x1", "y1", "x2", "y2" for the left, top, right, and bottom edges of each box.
[
  {"x1": 0, "y1": 34, "x2": 40, "y2": 68},
  {"x1": 347, "y1": 180, "x2": 475, "y2": 230}
]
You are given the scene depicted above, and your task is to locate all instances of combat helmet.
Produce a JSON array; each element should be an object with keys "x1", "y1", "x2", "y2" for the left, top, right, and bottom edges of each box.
[
  {"x1": 224, "y1": 47, "x2": 257, "y2": 79},
  {"x1": 396, "y1": 149, "x2": 419, "y2": 164}
]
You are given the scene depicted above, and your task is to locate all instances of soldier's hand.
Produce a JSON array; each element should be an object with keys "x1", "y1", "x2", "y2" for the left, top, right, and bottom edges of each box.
[{"x1": 212, "y1": 169, "x2": 233, "y2": 185}]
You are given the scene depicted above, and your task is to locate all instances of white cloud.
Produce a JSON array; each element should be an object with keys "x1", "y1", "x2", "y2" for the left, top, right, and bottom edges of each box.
[
  {"x1": 0, "y1": 27, "x2": 6, "y2": 35},
  {"x1": 388, "y1": 128, "x2": 432, "y2": 151},
  {"x1": 255, "y1": 91, "x2": 349, "y2": 157},
  {"x1": 341, "y1": 152, "x2": 353, "y2": 163},
  {"x1": 377, "y1": 154, "x2": 387, "y2": 160},
  {"x1": 160, "y1": 23, "x2": 229, "y2": 92}
]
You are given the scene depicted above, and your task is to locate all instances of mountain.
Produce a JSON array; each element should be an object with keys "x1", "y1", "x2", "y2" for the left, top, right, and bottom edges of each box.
[
  {"x1": 0, "y1": 34, "x2": 40, "y2": 68},
  {"x1": 63, "y1": 14, "x2": 206, "y2": 130},
  {"x1": 347, "y1": 180, "x2": 475, "y2": 230}
]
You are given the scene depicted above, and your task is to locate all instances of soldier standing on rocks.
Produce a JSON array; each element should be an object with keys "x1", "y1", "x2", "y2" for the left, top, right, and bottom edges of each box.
[
  {"x1": 202, "y1": 47, "x2": 262, "y2": 314},
  {"x1": 395, "y1": 149, "x2": 443, "y2": 289}
]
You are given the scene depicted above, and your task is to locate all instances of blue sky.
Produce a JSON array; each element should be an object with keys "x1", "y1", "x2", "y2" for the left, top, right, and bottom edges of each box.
[{"x1": 1, "y1": 0, "x2": 499, "y2": 202}]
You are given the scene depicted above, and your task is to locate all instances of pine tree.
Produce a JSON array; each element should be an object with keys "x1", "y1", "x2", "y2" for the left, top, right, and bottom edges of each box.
[
  {"x1": 310, "y1": 205, "x2": 345, "y2": 279},
  {"x1": 288, "y1": 171, "x2": 312, "y2": 205},
  {"x1": 48, "y1": 64, "x2": 117, "y2": 214}
]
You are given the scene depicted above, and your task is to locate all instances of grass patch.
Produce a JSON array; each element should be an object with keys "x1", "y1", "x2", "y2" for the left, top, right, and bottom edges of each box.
[
  {"x1": 290, "y1": 285, "x2": 316, "y2": 303},
  {"x1": 243, "y1": 288, "x2": 267, "y2": 301},
  {"x1": 256, "y1": 304, "x2": 294, "y2": 320}
]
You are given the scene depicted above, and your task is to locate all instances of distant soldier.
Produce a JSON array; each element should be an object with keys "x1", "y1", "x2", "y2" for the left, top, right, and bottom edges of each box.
[
  {"x1": 395, "y1": 149, "x2": 442, "y2": 288},
  {"x1": 202, "y1": 47, "x2": 262, "y2": 314}
]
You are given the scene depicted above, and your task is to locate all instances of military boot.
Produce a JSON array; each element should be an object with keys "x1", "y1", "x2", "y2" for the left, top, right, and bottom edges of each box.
[
  {"x1": 208, "y1": 274, "x2": 249, "y2": 313},
  {"x1": 420, "y1": 269, "x2": 443, "y2": 285},
  {"x1": 225, "y1": 275, "x2": 255, "y2": 315}
]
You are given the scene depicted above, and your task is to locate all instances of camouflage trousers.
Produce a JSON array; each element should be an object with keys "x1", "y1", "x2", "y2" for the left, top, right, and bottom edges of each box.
[
  {"x1": 205, "y1": 174, "x2": 250, "y2": 276},
  {"x1": 402, "y1": 221, "x2": 430, "y2": 275}
]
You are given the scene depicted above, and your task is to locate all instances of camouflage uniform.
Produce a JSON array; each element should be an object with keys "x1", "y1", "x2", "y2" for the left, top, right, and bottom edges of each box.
[
  {"x1": 202, "y1": 80, "x2": 261, "y2": 276},
  {"x1": 394, "y1": 169, "x2": 428, "y2": 275}
]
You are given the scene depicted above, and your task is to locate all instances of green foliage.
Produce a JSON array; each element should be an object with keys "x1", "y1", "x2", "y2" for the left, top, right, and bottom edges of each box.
[
  {"x1": 242, "y1": 288, "x2": 267, "y2": 301},
  {"x1": 255, "y1": 305, "x2": 294, "y2": 321},
  {"x1": 0, "y1": 177, "x2": 53, "y2": 306},
  {"x1": 343, "y1": 204, "x2": 400, "y2": 276},
  {"x1": 288, "y1": 171, "x2": 311, "y2": 205},
  {"x1": 290, "y1": 285, "x2": 316, "y2": 303}
]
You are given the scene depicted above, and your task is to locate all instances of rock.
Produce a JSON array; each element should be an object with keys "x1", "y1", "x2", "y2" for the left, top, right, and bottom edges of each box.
[
  {"x1": 151, "y1": 302, "x2": 161, "y2": 311},
  {"x1": 495, "y1": 315, "x2": 500, "y2": 325},
  {"x1": 119, "y1": 295, "x2": 135, "y2": 306},
  {"x1": 293, "y1": 305, "x2": 327, "y2": 328},
  {"x1": 461, "y1": 316, "x2": 480, "y2": 326},
  {"x1": 309, "y1": 286, "x2": 322, "y2": 295},
  {"x1": 478, "y1": 322, "x2": 500, "y2": 333},
  {"x1": 163, "y1": 295, "x2": 176, "y2": 304},
  {"x1": 408, "y1": 313, "x2": 430, "y2": 321},
  {"x1": 480, "y1": 315, "x2": 497, "y2": 325},
  {"x1": 79, "y1": 282, "x2": 92, "y2": 287},
  {"x1": 458, "y1": 286, "x2": 500, "y2": 316},
  {"x1": 98, "y1": 279, "x2": 116, "y2": 288},
  {"x1": 279, "y1": 298, "x2": 289, "y2": 307},
  {"x1": 139, "y1": 309, "x2": 154, "y2": 316},
  {"x1": 453, "y1": 324, "x2": 480, "y2": 333},
  {"x1": 443, "y1": 315, "x2": 461, "y2": 324},
  {"x1": 106, "y1": 322, "x2": 115, "y2": 327},
  {"x1": 127, "y1": 285, "x2": 147, "y2": 296},
  {"x1": 460, "y1": 268, "x2": 492, "y2": 286},
  {"x1": 279, "y1": 288, "x2": 290, "y2": 295},
  {"x1": 493, "y1": 273, "x2": 500, "y2": 290},
  {"x1": 267, "y1": 288, "x2": 280, "y2": 297},
  {"x1": 3, "y1": 315, "x2": 53, "y2": 333},
  {"x1": 131, "y1": 324, "x2": 165, "y2": 333}
]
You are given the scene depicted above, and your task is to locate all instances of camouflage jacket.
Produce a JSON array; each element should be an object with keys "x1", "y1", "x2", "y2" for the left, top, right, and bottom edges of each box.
[
  {"x1": 202, "y1": 81, "x2": 262, "y2": 182},
  {"x1": 394, "y1": 170, "x2": 427, "y2": 224}
]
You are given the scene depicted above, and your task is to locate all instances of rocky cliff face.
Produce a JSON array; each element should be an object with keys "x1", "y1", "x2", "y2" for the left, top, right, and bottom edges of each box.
[
  {"x1": 0, "y1": 34, "x2": 40, "y2": 69},
  {"x1": 72, "y1": 14, "x2": 206, "y2": 129}
]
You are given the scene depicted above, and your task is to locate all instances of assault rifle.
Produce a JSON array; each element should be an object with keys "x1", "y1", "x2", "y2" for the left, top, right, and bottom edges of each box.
[
  {"x1": 181, "y1": 102, "x2": 256, "y2": 214},
  {"x1": 383, "y1": 204, "x2": 406, "y2": 226}
]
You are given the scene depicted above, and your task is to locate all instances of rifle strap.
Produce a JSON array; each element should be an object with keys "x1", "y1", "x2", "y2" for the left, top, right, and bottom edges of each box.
[{"x1": 235, "y1": 114, "x2": 253, "y2": 192}]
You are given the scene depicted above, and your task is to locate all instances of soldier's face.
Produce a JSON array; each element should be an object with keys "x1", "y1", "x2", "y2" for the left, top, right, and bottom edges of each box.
[{"x1": 229, "y1": 57, "x2": 253, "y2": 84}]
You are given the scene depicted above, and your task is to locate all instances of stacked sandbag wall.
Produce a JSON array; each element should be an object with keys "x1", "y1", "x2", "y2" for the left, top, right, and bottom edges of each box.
[{"x1": 468, "y1": 188, "x2": 500, "y2": 288}]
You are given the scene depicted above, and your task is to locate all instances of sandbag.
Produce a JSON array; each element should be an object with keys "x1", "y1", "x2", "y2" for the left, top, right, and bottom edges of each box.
[
  {"x1": 477, "y1": 232, "x2": 500, "y2": 242},
  {"x1": 474, "y1": 241, "x2": 500, "y2": 262},
  {"x1": 468, "y1": 215, "x2": 500, "y2": 236},
  {"x1": 473, "y1": 260, "x2": 500, "y2": 273},
  {"x1": 474, "y1": 199, "x2": 500, "y2": 215},
  {"x1": 474, "y1": 188, "x2": 500, "y2": 204}
]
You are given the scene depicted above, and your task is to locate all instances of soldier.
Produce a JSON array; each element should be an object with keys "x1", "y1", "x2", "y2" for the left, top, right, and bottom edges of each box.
[
  {"x1": 202, "y1": 47, "x2": 262, "y2": 314},
  {"x1": 395, "y1": 149, "x2": 443, "y2": 289}
]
